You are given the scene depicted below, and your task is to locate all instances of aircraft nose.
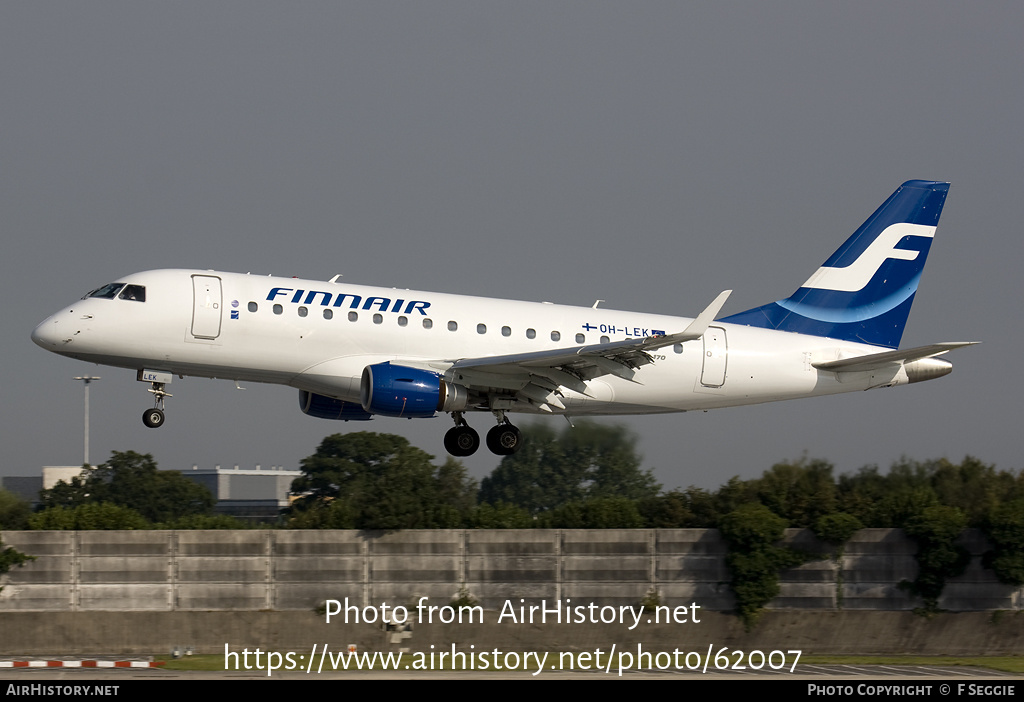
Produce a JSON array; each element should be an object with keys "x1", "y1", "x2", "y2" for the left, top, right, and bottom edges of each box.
[{"x1": 31, "y1": 315, "x2": 62, "y2": 349}]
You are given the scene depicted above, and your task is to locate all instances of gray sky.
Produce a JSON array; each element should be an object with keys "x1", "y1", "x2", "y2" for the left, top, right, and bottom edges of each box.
[{"x1": 3, "y1": 2, "x2": 1020, "y2": 490}]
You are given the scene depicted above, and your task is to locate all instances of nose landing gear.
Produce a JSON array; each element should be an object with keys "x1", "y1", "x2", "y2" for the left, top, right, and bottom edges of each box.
[{"x1": 141, "y1": 378, "x2": 172, "y2": 428}]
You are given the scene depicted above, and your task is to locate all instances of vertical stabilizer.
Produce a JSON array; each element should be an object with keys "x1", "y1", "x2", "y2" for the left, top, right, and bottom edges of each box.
[{"x1": 721, "y1": 180, "x2": 949, "y2": 349}]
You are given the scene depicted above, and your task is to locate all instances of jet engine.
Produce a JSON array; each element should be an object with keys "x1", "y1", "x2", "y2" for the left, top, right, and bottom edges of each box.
[
  {"x1": 299, "y1": 390, "x2": 374, "y2": 421},
  {"x1": 360, "y1": 362, "x2": 469, "y2": 418}
]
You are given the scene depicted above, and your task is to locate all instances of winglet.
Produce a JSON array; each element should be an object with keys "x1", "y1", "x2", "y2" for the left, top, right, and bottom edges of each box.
[
  {"x1": 679, "y1": 290, "x2": 732, "y2": 340},
  {"x1": 641, "y1": 290, "x2": 732, "y2": 351}
]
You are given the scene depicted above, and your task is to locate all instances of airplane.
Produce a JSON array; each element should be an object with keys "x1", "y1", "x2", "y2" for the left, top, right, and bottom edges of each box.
[{"x1": 32, "y1": 180, "x2": 976, "y2": 457}]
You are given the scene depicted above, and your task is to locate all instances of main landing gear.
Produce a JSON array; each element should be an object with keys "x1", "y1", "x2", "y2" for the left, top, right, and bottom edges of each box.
[
  {"x1": 141, "y1": 381, "x2": 172, "y2": 428},
  {"x1": 443, "y1": 412, "x2": 523, "y2": 457}
]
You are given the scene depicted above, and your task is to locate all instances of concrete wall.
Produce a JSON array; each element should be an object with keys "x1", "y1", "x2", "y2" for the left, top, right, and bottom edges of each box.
[
  {"x1": 1, "y1": 528, "x2": 1021, "y2": 613},
  {"x1": 2, "y1": 610, "x2": 1023, "y2": 657}
]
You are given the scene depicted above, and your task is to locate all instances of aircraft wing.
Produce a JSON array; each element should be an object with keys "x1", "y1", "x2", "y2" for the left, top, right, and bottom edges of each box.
[
  {"x1": 811, "y1": 341, "x2": 979, "y2": 373},
  {"x1": 428, "y1": 290, "x2": 731, "y2": 411}
]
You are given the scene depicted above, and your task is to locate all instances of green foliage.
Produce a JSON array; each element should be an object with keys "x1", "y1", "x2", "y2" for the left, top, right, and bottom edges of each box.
[
  {"x1": 37, "y1": 451, "x2": 214, "y2": 523},
  {"x1": 719, "y1": 503, "x2": 806, "y2": 628},
  {"x1": 900, "y1": 505, "x2": 970, "y2": 612},
  {"x1": 466, "y1": 501, "x2": 533, "y2": 528},
  {"x1": 835, "y1": 457, "x2": 1020, "y2": 529},
  {"x1": 538, "y1": 496, "x2": 645, "y2": 528},
  {"x1": 837, "y1": 463, "x2": 938, "y2": 527},
  {"x1": 0, "y1": 538, "x2": 34, "y2": 587},
  {"x1": 0, "y1": 489, "x2": 32, "y2": 530},
  {"x1": 635, "y1": 481, "x2": 759, "y2": 528},
  {"x1": 288, "y1": 433, "x2": 477, "y2": 529},
  {"x1": 719, "y1": 502, "x2": 788, "y2": 551},
  {"x1": 982, "y1": 499, "x2": 1024, "y2": 586},
  {"x1": 156, "y1": 514, "x2": 253, "y2": 530},
  {"x1": 931, "y1": 457, "x2": 1014, "y2": 526},
  {"x1": 29, "y1": 503, "x2": 150, "y2": 530},
  {"x1": 754, "y1": 458, "x2": 836, "y2": 527},
  {"x1": 640, "y1": 587, "x2": 661, "y2": 612},
  {"x1": 813, "y1": 512, "x2": 863, "y2": 546},
  {"x1": 478, "y1": 422, "x2": 659, "y2": 514}
]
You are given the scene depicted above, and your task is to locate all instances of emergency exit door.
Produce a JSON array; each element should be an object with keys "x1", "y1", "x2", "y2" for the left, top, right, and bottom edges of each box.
[{"x1": 700, "y1": 326, "x2": 727, "y2": 387}]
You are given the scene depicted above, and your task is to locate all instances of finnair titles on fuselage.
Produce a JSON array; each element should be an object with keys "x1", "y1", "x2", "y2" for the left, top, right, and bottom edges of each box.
[{"x1": 32, "y1": 181, "x2": 976, "y2": 457}]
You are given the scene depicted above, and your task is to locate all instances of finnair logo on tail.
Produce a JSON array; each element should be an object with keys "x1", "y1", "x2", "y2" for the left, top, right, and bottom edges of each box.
[{"x1": 801, "y1": 223, "x2": 936, "y2": 293}]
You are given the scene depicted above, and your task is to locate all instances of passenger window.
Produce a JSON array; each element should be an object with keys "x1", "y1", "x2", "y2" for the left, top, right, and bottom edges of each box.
[
  {"x1": 526, "y1": 328, "x2": 536, "y2": 339},
  {"x1": 398, "y1": 316, "x2": 408, "y2": 327},
  {"x1": 575, "y1": 333, "x2": 585, "y2": 344},
  {"x1": 373, "y1": 313, "x2": 383, "y2": 324},
  {"x1": 118, "y1": 285, "x2": 146, "y2": 302},
  {"x1": 248, "y1": 302, "x2": 258, "y2": 313},
  {"x1": 423, "y1": 318, "x2": 433, "y2": 329},
  {"x1": 348, "y1": 311, "x2": 358, "y2": 322},
  {"x1": 448, "y1": 321, "x2": 458, "y2": 332},
  {"x1": 323, "y1": 309, "x2": 333, "y2": 320},
  {"x1": 298, "y1": 306, "x2": 308, "y2": 317},
  {"x1": 601, "y1": 335, "x2": 610, "y2": 343},
  {"x1": 673, "y1": 343, "x2": 683, "y2": 354},
  {"x1": 502, "y1": 326, "x2": 511, "y2": 337},
  {"x1": 273, "y1": 304, "x2": 283, "y2": 315},
  {"x1": 477, "y1": 323, "x2": 487, "y2": 334},
  {"x1": 551, "y1": 331, "x2": 561, "y2": 342}
]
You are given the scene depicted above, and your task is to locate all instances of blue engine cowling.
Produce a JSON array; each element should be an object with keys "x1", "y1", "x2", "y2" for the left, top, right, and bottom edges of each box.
[
  {"x1": 299, "y1": 390, "x2": 374, "y2": 421},
  {"x1": 360, "y1": 362, "x2": 469, "y2": 418}
]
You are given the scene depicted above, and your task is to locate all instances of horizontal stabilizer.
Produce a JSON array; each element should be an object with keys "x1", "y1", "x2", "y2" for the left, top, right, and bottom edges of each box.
[{"x1": 812, "y1": 341, "x2": 979, "y2": 373}]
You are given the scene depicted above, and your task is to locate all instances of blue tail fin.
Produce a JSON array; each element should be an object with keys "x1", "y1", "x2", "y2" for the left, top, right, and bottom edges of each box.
[{"x1": 721, "y1": 180, "x2": 950, "y2": 349}]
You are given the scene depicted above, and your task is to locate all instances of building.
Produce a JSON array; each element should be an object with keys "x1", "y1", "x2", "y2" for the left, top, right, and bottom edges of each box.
[{"x1": 181, "y1": 464, "x2": 301, "y2": 522}]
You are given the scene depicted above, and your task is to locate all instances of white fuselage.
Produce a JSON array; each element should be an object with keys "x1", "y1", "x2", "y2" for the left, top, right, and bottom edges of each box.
[{"x1": 31, "y1": 269, "x2": 907, "y2": 417}]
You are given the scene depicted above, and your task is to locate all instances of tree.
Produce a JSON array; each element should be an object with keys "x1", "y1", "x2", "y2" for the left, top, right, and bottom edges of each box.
[
  {"x1": 466, "y1": 501, "x2": 533, "y2": 528},
  {"x1": 930, "y1": 456, "x2": 1014, "y2": 526},
  {"x1": 28, "y1": 503, "x2": 149, "y2": 530},
  {"x1": 719, "y1": 503, "x2": 807, "y2": 628},
  {"x1": 37, "y1": 451, "x2": 214, "y2": 524},
  {"x1": 837, "y1": 462, "x2": 939, "y2": 527},
  {"x1": 539, "y1": 496, "x2": 645, "y2": 528},
  {"x1": 754, "y1": 458, "x2": 836, "y2": 528},
  {"x1": 900, "y1": 505, "x2": 970, "y2": 612},
  {"x1": 982, "y1": 499, "x2": 1024, "y2": 586},
  {"x1": 813, "y1": 512, "x2": 863, "y2": 546},
  {"x1": 0, "y1": 489, "x2": 32, "y2": 530},
  {"x1": 479, "y1": 421, "x2": 659, "y2": 513},
  {"x1": 288, "y1": 432, "x2": 477, "y2": 529}
]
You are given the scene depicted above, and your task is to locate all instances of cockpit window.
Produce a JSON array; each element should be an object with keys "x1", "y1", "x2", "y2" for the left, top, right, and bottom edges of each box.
[
  {"x1": 85, "y1": 282, "x2": 126, "y2": 299},
  {"x1": 118, "y1": 285, "x2": 146, "y2": 302}
]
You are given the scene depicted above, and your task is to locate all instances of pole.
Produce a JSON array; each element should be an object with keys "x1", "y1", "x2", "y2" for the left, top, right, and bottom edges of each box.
[{"x1": 74, "y1": 376, "x2": 100, "y2": 466}]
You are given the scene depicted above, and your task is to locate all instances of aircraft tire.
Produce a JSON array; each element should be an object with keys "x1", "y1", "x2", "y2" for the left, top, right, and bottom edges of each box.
[
  {"x1": 142, "y1": 408, "x2": 165, "y2": 428},
  {"x1": 486, "y1": 424, "x2": 522, "y2": 455},
  {"x1": 444, "y1": 425, "x2": 479, "y2": 457}
]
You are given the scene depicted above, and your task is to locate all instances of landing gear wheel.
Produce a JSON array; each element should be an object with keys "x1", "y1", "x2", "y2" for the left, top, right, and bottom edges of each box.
[
  {"x1": 486, "y1": 423, "x2": 522, "y2": 455},
  {"x1": 142, "y1": 407, "x2": 165, "y2": 428},
  {"x1": 444, "y1": 425, "x2": 480, "y2": 457}
]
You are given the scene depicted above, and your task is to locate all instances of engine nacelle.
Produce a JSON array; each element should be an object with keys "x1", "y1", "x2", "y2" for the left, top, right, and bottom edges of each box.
[
  {"x1": 299, "y1": 390, "x2": 374, "y2": 421},
  {"x1": 360, "y1": 362, "x2": 469, "y2": 418}
]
